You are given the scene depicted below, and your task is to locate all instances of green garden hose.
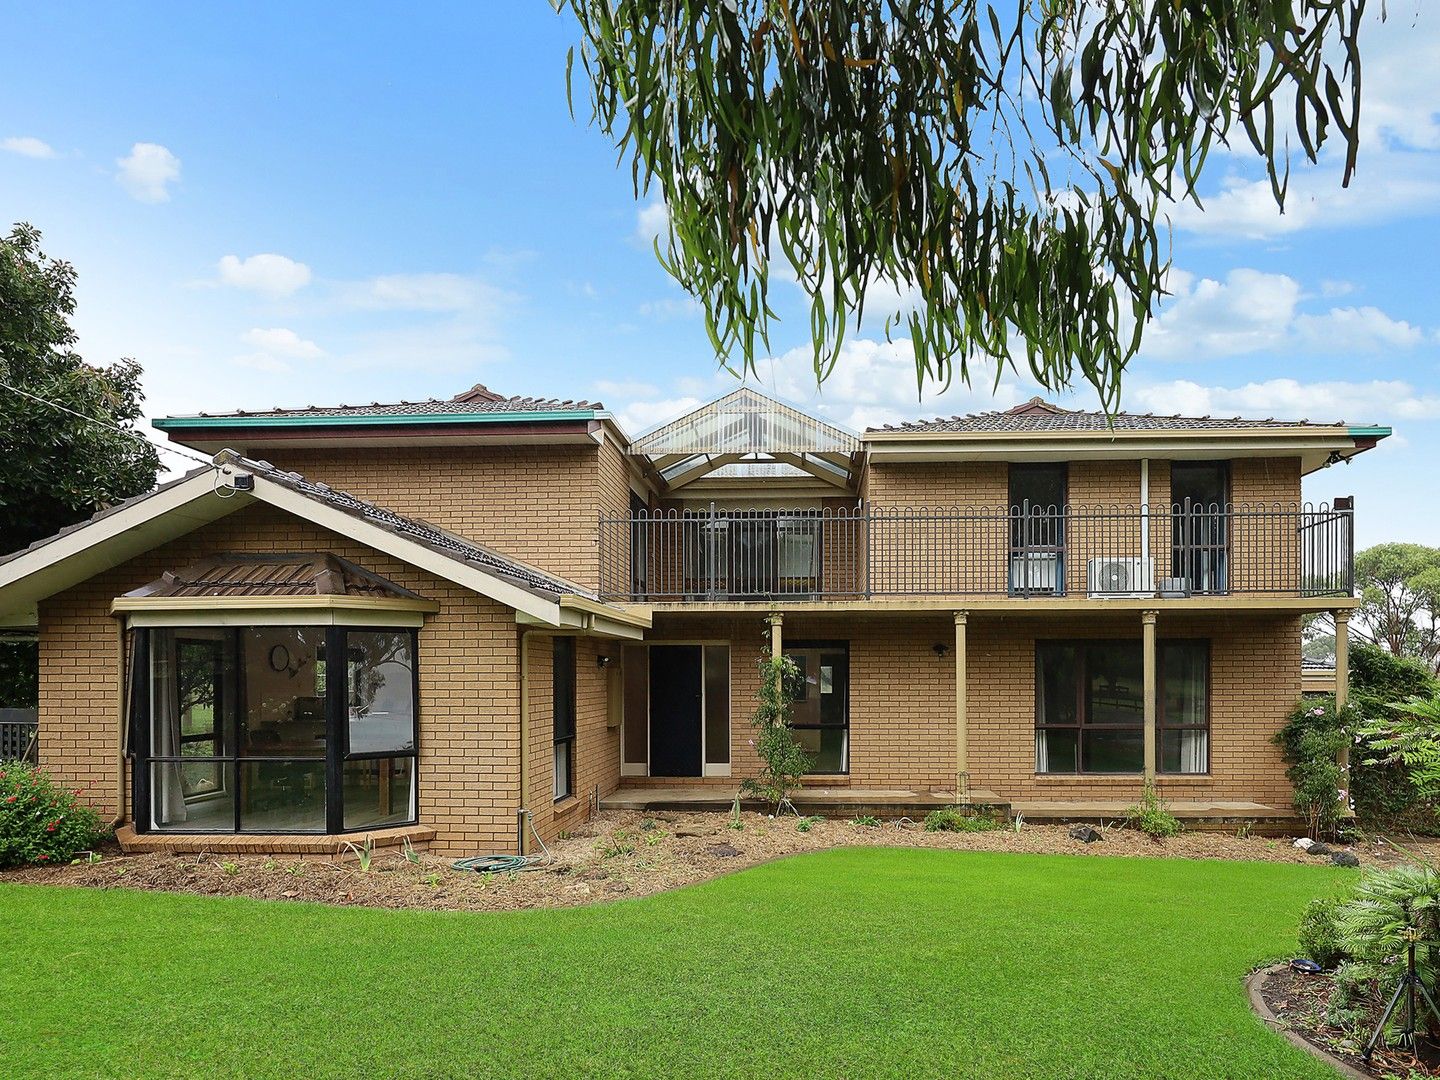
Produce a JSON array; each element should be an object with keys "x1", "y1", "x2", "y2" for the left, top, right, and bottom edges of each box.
[{"x1": 451, "y1": 810, "x2": 552, "y2": 874}]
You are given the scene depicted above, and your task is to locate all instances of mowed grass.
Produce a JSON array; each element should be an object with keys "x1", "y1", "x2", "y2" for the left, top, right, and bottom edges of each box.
[{"x1": 0, "y1": 848, "x2": 1343, "y2": 1080}]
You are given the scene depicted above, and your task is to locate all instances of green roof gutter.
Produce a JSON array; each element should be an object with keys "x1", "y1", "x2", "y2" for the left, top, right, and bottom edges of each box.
[
  {"x1": 1346, "y1": 425, "x2": 1392, "y2": 439},
  {"x1": 154, "y1": 410, "x2": 599, "y2": 430}
]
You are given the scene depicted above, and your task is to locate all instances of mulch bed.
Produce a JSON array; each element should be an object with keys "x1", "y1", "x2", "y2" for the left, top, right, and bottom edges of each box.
[
  {"x1": 5, "y1": 810, "x2": 1432, "y2": 914},
  {"x1": 1257, "y1": 963, "x2": 1440, "y2": 1078}
]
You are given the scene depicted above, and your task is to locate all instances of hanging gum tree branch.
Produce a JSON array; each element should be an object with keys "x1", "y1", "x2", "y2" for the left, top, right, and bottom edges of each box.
[{"x1": 555, "y1": 0, "x2": 1368, "y2": 406}]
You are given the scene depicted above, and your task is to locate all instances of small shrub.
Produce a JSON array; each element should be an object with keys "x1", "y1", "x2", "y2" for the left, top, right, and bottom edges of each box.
[
  {"x1": 1125, "y1": 783, "x2": 1182, "y2": 839},
  {"x1": 401, "y1": 837, "x2": 422, "y2": 865},
  {"x1": 1275, "y1": 697, "x2": 1357, "y2": 839},
  {"x1": 924, "y1": 806, "x2": 1000, "y2": 833},
  {"x1": 0, "y1": 761, "x2": 106, "y2": 869},
  {"x1": 643, "y1": 829, "x2": 667, "y2": 846},
  {"x1": 1324, "y1": 961, "x2": 1370, "y2": 1029},
  {"x1": 740, "y1": 652, "x2": 813, "y2": 813},
  {"x1": 600, "y1": 830, "x2": 636, "y2": 858},
  {"x1": 220, "y1": 861, "x2": 240, "y2": 876},
  {"x1": 796, "y1": 815, "x2": 823, "y2": 833},
  {"x1": 850, "y1": 815, "x2": 881, "y2": 828},
  {"x1": 1298, "y1": 895, "x2": 1350, "y2": 969},
  {"x1": 342, "y1": 836, "x2": 375, "y2": 871}
]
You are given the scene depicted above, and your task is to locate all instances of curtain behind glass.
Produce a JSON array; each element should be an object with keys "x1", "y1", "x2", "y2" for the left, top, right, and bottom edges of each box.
[{"x1": 150, "y1": 630, "x2": 186, "y2": 824}]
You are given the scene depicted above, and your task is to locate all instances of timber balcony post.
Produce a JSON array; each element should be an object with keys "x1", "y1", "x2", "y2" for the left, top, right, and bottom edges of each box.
[
  {"x1": 1142, "y1": 610, "x2": 1159, "y2": 783},
  {"x1": 954, "y1": 611, "x2": 969, "y2": 802}
]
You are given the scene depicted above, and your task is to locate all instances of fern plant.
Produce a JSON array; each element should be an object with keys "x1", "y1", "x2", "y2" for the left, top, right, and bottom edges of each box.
[
  {"x1": 1362, "y1": 694, "x2": 1440, "y2": 806},
  {"x1": 1337, "y1": 864, "x2": 1440, "y2": 1037}
]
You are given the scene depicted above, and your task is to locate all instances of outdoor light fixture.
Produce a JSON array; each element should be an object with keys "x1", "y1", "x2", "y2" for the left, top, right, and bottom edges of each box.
[
  {"x1": 597, "y1": 654, "x2": 613, "y2": 669},
  {"x1": 932, "y1": 643, "x2": 949, "y2": 657},
  {"x1": 1324, "y1": 451, "x2": 1349, "y2": 468}
]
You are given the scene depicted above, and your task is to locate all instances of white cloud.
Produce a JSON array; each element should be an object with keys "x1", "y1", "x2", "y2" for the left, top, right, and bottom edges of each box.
[
  {"x1": 616, "y1": 396, "x2": 704, "y2": 437},
  {"x1": 1128, "y1": 378, "x2": 1440, "y2": 424},
  {"x1": 1357, "y1": 7, "x2": 1440, "y2": 152},
  {"x1": 1143, "y1": 269, "x2": 1302, "y2": 359},
  {"x1": 2, "y1": 136, "x2": 55, "y2": 159},
  {"x1": 1293, "y1": 307, "x2": 1424, "y2": 351},
  {"x1": 638, "y1": 296, "x2": 701, "y2": 320},
  {"x1": 240, "y1": 327, "x2": 324, "y2": 359},
  {"x1": 1142, "y1": 269, "x2": 1428, "y2": 359},
  {"x1": 233, "y1": 353, "x2": 295, "y2": 375},
  {"x1": 115, "y1": 142, "x2": 181, "y2": 203},
  {"x1": 336, "y1": 273, "x2": 506, "y2": 313},
  {"x1": 634, "y1": 199, "x2": 669, "y2": 246},
  {"x1": 217, "y1": 253, "x2": 313, "y2": 297}
]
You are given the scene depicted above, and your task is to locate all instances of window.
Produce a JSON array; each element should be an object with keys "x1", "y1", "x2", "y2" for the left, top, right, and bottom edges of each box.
[
  {"x1": 1159, "y1": 642, "x2": 1209, "y2": 774},
  {"x1": 139, "y1": 626, "x2": 418, "y2": 834},
  {"x1": 784, "y1": 642, "x2": 849, "y2": 774},
  {"x1": 1009, "y1": 464, "x2": 1067, "y2": 595},
  {"x1": 1035, "y1": 640, "x2": 1209, "y2": 775},
  {"x1": 552, "y1": 636, "x2": 576, "y2": 801}
]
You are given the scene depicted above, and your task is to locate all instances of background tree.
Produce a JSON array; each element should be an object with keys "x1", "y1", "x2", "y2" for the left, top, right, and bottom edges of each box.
[
  {"x1": 1349, "y1": 544, "x2": 1440, "y2": 671},
  {"x1": 0, "y1": 222, "x2": 161, "y2": 707},
  {"x1": 0, "y1": 222, "x2": 160, "y2": 557},
  {"x1": 558, "y1": 1, "x2": 1368, "y2": 400}
]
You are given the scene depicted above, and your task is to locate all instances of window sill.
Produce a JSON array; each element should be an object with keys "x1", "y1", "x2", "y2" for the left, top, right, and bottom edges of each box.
[
  {"x1": 552, "y1": 795, "x2": 582, "y2": 813},
  {"x1": 1033, "y1": 773, "x2": 1212, "y2": 782}
]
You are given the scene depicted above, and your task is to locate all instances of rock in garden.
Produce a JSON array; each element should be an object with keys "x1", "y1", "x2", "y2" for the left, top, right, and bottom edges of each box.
[
  {"x1": 1292, "y1": 837, "x2": 1315, "y2": 850},
  {"x1": 1307, "y1": 842, "x2": 1333, "y2": 857},
  {"x1": 1069, "y1": 825, "x2": 1103, "y2": 843},
  {"x1": 708, "y1": 844, "x2": 741, "y2": 858},
  {"x1": 1331, "y1": 852, "x2": 1360, "y2": 868}
]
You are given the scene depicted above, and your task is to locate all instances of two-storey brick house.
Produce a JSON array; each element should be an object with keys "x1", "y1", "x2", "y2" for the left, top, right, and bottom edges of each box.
[{"x1": 0, "y1": 383, "x2": 1386, "y2": 855}]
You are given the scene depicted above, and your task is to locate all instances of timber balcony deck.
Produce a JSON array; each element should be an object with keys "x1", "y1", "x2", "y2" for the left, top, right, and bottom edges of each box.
[
  {"x1": 601, "y1": 785, "x2": 1298, "y2": 832},
  {"x1": 598, "y1": 502, "x2": 1354, "y2": 604}
]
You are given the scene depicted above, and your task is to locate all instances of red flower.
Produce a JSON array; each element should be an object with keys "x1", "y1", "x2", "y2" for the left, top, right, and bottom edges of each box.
[
  {"x1": 4, "y1": 796, "x2": 14, "y2": 803},
  {"x1": 46, "y1": 824, "x2": 56, "y2": 832},
  {"x1": 37, "y1": 854, "x2": 49, "y2": 861}
]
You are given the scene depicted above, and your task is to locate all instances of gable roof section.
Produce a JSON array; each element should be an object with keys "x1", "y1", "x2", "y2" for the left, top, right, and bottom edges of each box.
[
  {"x1": 0, "y1": 452, "x2": 647, "y2": 635},
  {"x1": 634, "y1": 387, "x2": 860, "y2": 455},
  {"x1": 630, "y1": 387, "x2": 863, "y2": 493}
]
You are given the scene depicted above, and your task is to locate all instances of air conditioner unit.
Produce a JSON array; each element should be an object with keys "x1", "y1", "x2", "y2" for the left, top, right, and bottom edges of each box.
[
  {"x1": 1088, "y1": 557, "x2": 1155, "y2": 597},
  {"x1": 1010, "y1": 552, "x2": 1060, "y2": 594}
]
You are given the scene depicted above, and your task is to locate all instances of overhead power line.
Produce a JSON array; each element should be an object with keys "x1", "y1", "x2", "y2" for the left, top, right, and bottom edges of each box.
[{"x1": 0, "y1": 379, "x2": 215, "y2": 470}]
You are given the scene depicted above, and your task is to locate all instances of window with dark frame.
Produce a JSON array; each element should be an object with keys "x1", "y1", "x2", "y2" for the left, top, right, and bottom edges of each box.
[
  {"x1": 552, "y1": 636, "x2": 577, "y2": 801},
  {"x1": 1008, "y1": 463, "x2": 1068, "y2": 595},
  {"x1": 134, "y1": 625, "x2": 419, "y2": 835},
  {"x1": 1035, "y1": 640, "x2": 1209, "y2": 775},
  {"x1": 783, "y1": 642, "x2": 849, "y2": 775}
]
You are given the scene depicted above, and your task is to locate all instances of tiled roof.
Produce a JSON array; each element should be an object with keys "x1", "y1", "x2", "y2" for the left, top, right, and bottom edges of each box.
[
  {"x1": 0, "y1": 452, "x2": 594, "y2": 603},
  {"x1": 123, "y1": 553, "x2": 429, "y2": 601},
  {"x1": 160, "y1": 383, "x2": 602, "y2": 422},
  {"x1": 867, "y1": 397, "x2": 1350, "y2": 434}
]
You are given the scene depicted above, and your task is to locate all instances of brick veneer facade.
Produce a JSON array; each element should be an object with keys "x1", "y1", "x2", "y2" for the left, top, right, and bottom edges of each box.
[
  {"x1": 34, "y1": 502, "x2": 618, "y2": 856},
  {"x1": 25, "y1": 444, "x2": 1323, "y2": 853},
  {"x1": 631, "y1": 608, "x2": 1301, "y2": 807}
]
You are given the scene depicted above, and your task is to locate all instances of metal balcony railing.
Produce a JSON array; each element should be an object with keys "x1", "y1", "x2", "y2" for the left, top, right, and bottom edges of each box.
[{"x1": 597, "y1": 502, "x2": 1354, "y2": 602}]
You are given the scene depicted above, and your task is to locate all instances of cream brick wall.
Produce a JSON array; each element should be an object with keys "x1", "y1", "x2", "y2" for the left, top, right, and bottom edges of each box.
[
  {"x1": 629, "y1": 610, "x2": 1301, "y2": 806},
  {"x1": 35, "y1": 502, "x2": 619, "y2": 857},
  {"x1": 260, "y1": 435, "x2": 636, "y2": 591}
]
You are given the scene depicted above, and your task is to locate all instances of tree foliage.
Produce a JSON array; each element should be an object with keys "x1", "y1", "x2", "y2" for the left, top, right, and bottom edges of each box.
[
  {"x1": 1351, "y1": 544, "x2": 1440, "y2": 671},
  {"x1": 557, "y1": 0, "x2": 1368, "y2": 400},
  {"x1": 0, "y1": 222, "x2": 160, "y2": 556}
]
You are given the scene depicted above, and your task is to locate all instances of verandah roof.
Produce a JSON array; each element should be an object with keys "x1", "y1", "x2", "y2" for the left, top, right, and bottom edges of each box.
[{"x1": 629, "y1": 387, "x2": 862, "y2": 492}]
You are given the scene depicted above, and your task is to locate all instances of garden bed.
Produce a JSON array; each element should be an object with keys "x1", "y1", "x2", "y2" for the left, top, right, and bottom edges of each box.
[
  {"x1": 1253, "y1": 962, "x2": 1440, "y2": 1078},
  {"x1": 3, "y1": 808, "x2": 1419, "y2": 913}
]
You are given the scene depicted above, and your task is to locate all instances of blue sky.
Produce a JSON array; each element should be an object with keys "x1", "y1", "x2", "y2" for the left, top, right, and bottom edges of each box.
[{"x1": 0, "y1": 3, "x2": 1436, "y2": 549}]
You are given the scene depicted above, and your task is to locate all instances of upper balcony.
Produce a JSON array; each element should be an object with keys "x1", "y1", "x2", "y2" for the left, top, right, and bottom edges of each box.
[{"x1": 597, "y1": 501, "x2": 1355, "y2": 605}]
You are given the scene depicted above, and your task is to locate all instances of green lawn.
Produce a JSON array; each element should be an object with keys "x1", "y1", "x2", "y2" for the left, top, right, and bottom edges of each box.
[{"x1": 0, "y1": 849, "x2": 1345, "y2": 1079}]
